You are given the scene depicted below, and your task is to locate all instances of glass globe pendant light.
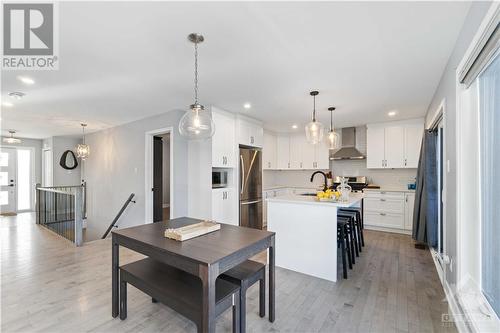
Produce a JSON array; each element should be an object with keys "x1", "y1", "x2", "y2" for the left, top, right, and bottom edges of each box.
[
  {"x1": 326, "y1": 107, "x2": 340, "y2": 150},
  {"x1": 76, "y1": 123, "x2": 90, "y2": 160},
  {"x1": 179, "y1": 33, "x2": 215, "y2": 140},
  {"x1": 305, "y1": 91, "x2": 324, "y2": 144}
]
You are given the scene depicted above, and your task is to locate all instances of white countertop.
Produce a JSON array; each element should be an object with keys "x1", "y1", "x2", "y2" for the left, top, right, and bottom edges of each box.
[{"x1": 267, "y1": 192, "x2": 363, "y2": 207}]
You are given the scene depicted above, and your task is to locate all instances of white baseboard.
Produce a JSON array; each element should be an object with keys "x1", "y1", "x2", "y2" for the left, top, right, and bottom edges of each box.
[{"x1": 429, "y1": 248, "x2": 471, "y2": 333}]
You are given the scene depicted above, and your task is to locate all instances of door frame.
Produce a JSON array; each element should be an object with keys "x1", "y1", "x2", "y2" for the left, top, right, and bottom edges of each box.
[
  {"x1": 145, "y1": 127, "x2": 173, "y2": 223},
  {"x1": 428, "y1": 99, "x2": 447, "y2": 282},
  {"x1": 42, "y1": 148, "x2": 53, "y2": 187},
  {"x1": 0, "y1": 145, "x2": 36, "y2": 212}
]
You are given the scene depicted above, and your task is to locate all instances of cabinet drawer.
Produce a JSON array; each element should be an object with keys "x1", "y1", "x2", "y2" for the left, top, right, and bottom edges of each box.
[
  {"x1": 363, "y1": 191, "x2": 404, "y2": 200},
  {"x1": 364, "y1": 212, "x2": 404, "y2": 229},
  {"x1": 364, "y1": 197, "x2": 404, "y2": 214}
]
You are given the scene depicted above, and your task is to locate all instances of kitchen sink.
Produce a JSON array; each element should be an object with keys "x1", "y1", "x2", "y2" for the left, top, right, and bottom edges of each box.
[{"x1": 300, "y1": 193, "x2": 317, "y2": 196}]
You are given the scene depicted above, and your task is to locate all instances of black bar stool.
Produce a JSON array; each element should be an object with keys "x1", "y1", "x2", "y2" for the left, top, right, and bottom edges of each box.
[
  {"x1": 339, "y1": 207, "x2": 364, "y2": 247},
  {"x1": 337, "y1": 219, "x2": 349, "y2": 278},
  {"x1": 338, "y1": 211, "x2": 361, "y2": 255},
  {"x1": 338, "y1": 216, "x2": 354, "y2": 269}
]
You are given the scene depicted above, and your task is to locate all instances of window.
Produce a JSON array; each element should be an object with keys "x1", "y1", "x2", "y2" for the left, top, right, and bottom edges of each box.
[
  {"x1": 479, "y1": 52, "x2": 500, "y2": 317},
  {"x1": 17, "y1": 149, "x2": 31, "y2": 211}
]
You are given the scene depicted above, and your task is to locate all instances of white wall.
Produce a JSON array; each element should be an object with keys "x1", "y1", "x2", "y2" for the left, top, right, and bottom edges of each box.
[
  {"x1": 423, "y1": 1, "x2": 492, "y2": 288},
  {"x1": 83, "y1": 110, "x2": 188, "y2": 236},
  {"x1": 50, "y1": 136, "x2": 82, "y2": 186}
]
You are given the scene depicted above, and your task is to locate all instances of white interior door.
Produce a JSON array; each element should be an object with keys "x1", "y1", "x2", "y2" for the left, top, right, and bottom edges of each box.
[{"x1": 0, "y1": 148, "x2": 17, "y2": 213}]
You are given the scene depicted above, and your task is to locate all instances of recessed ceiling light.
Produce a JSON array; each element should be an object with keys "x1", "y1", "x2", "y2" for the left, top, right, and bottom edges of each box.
[
  {"x1": 292, "y1": 124, "x2": 298, "y2": 129},
  {"x1": 2, "y1": 102, "x2": 14, "y2": 107},
  {"x1": 243, "y1": 103, "x2": 251, "y2": 109},
  {"x1": 17, "y1": 76, "x2": 35, "y2": 85},
  {"x1": 8, "y1": 92, "x2": 25, "y2": 100},
  {"x1": 388, "y1": 110, "x2": 397, "y2": 117}
]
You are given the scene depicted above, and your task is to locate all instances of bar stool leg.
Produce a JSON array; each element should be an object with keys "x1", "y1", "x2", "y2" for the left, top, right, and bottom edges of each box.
[
  {"x1": 345, "y1": 224, "x2": 353, "y2": 269},
  {"x1": 340, "y1": 225, "x2": 348, "y2": 279}
]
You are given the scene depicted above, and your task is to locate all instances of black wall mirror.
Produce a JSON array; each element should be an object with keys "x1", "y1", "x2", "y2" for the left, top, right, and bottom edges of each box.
[{"x1": 59, "y1": 150, "x2": 79, "y2": 170}]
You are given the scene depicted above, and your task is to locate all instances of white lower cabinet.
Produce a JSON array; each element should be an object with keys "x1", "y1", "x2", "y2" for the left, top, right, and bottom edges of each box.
[
  {"x1": 363, "y1": 190, "x2": 415, "y2": 234},
  {"x1": 404, "y1": 192, "x2": 415, "y2": 230},
  {"x1": 212, "y1": 188, "x2": 235, "y2": 225}
]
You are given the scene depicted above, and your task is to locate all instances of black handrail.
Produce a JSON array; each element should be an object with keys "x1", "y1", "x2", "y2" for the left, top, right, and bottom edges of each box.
[{"x1": 101, "y1": 193, "x2": 136, "y2": 239}]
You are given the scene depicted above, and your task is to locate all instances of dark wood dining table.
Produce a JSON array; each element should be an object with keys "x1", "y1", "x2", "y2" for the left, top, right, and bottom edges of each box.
[{"x1": 111, "y1": 217, "x2": 276, "y2": 333}]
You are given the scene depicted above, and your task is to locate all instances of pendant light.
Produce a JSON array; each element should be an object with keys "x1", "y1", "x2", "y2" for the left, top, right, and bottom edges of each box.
[
  {"x1": 326, "y1": 107, "x2": 340, "y2": 150},
  {"x1": 3, "y1": 130, "x2": 21, "y2": 144},
  {"x1": 179, "y1": 33, "x2": 215, "y2": 140},
  {"x1": 305, "y1": 91, "x2": 324, "y2": 144},
  {"x1": 76, "y1": 123, "x2": 90, "y2": 160}
]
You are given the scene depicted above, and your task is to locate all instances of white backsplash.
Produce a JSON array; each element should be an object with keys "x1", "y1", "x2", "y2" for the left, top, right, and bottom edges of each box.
[{"x1": 263, "y1": 159, "x2": 417, "y2": 190}]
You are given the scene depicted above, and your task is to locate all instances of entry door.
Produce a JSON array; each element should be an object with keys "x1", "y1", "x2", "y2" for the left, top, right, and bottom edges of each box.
[{"x1": 0, "y1": 148, "x2": 17, "y2": 213}]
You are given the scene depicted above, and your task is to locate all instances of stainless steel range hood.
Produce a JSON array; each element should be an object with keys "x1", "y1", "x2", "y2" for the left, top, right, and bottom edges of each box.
[{"x1": 330, "y1": 127, "x2": 365, "y2": 160}]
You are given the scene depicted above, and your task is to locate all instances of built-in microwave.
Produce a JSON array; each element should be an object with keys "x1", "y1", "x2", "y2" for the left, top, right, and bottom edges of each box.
[{"x1": 212, "y1": 170, "x2": 228, "y2": 188}]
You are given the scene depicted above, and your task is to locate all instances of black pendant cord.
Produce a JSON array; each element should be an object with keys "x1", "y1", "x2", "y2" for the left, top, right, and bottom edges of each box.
[
  {"x1": 312, "y1": 94, "x2": 316, "y2": 122},
  {"x1": 330, "y1": 110, "x2": 333, "y2": 131},
  {"x1": 194, "y1": 41, "x2": 198, "y2": 105}
]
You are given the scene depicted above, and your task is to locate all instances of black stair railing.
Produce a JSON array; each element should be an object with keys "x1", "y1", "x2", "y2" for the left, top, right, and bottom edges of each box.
[{"x1": 102, "y1": 193, "x2": 136, "y2": 239}]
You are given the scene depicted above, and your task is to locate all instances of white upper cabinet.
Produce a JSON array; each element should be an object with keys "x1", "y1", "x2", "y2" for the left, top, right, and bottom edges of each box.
[
  {"x1": 263, "y1": 131, "x2": 277, "y2": 169},
  {"x1": 367, "y1": 119, "x2": 424, "y2": 169},
  {"x1": 212, "y1": 109, "x2": 235, "y2": 168},
  {"x1": 276, "y1": 135, "x2": 290, "y2": 169},
  {"x1": 384, "y1": 126, "x2": 405, "y2": 168},
  {"x1": 404, "y1": 124, "x2": 423, "y2": 168},
  {"x1": 366, "y1": 126, "x2": 385, "y2": 168},
  {"x1": 264, "y1": 133, "x2": 330, "y2": 170},
  {"x1": 290, "y1": 135, "x2": 304, "y2": 169},
  {"x1": 236, "y1": 117, "x2": 263, "y2": 148},
  {"x1": 314, "y1": 140, "x2": 330, "y2": 169}
]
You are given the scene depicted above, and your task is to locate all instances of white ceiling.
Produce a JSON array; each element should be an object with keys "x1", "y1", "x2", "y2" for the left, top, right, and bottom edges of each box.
[{"x1": 1, "y1": 1, "x2": 470, "y2": 139}]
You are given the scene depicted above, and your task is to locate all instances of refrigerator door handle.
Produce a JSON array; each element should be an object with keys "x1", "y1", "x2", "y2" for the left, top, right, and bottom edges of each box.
[
  {"x1": 240, "y1": 154, "x2": 245, "y2": 195},
  {"x1": 241, "y1": 199, "x2": 262, "y2": 205}
]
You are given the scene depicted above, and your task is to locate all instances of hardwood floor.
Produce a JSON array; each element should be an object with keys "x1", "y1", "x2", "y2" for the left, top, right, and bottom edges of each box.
[{"x1": 1, "y1": 212, "x2": 455, "y2": 332}]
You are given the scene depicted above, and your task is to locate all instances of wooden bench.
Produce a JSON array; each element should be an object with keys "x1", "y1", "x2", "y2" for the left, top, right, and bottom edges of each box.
[{"x1": 119, "y1": 258, "x2": 241, "y2": 333}]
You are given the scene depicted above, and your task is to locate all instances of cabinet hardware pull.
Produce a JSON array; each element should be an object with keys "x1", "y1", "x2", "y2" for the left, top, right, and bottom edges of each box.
[
  {"x1": 380, "y1": 199, "x2": 386, "y2": 202},
  {"x1": 380, "y1": 191, "x2": 386, "y2": 194},
  {"x1": 288, "y1": 162, "x2": 290, "y2": 168},
  {"x1": 380, "y1": 213, "x2": 386, "y2": 216}
]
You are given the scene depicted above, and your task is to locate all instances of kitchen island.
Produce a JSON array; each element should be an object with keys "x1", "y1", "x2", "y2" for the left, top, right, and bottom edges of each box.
[{"x1": 266, "y1": 193, "x2": 363, "y2": 282}]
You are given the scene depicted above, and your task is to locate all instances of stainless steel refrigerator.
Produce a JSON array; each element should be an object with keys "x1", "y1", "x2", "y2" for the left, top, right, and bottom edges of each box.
[{"x1": 239, "y1": 146, "x2": 263, "y2": 229}]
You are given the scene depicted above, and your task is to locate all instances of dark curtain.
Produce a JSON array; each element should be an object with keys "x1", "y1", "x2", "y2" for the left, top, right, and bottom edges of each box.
[{"x1": 412, "y1": 130, "x2": 438, "y2": 247}]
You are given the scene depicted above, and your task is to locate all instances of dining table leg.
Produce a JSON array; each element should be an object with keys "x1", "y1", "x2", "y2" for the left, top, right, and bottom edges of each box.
[
  {"x1": 269, "y1": 236, "x2": 275, "y2": 322},
  {"x1": 112, "y1": 235, "x2": 119, "y2": 318},
  {"x1": 199, "y1": 264, "x2": 218, "y2": 333}
]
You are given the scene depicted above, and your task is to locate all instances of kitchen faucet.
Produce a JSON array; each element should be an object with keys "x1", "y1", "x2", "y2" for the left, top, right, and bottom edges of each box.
[{"x1": 310, "y1": 171, "x2": 328, "y2": 192}]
